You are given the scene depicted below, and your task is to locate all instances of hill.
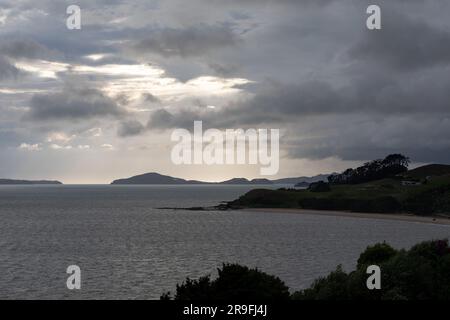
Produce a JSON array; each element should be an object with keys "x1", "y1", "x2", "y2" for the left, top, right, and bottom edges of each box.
[
  {"x1": 111, "y1": 172, "x2": 331, "y2": 185},
  {"x1": 407, "y1": 164, "x2": 450, "y2": 178},
  {"x1": 111, "y1": 172, "x2": 202, "y2": 185},
  {"x1": 227, "y1": 164, "x2": 450, "y2": 216}
]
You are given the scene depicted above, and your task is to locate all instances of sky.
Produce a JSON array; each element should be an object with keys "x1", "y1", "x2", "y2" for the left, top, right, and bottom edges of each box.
[{"x1": 1, "y1": 0, "x2": 450, "y2": 183}]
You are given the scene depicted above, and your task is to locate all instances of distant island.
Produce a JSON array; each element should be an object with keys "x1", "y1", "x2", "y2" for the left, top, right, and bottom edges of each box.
[
  {"x1": 111, "y1": 172, "x2": 330, "y2": 186},
  {"x1": 0, "y1": 179, "x2": 62, "y2": 185},
  {"x1": 226, "y1": 154, "x2": 450, "y2": 217}
]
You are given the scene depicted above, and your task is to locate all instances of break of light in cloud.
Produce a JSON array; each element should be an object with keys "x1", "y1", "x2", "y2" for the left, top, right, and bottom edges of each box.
[
  {"x1": 10, "y1": 59, "x2": 251, "y2": 100},
  {"x1": 15, "y1": 60, "x2": 68, "y2": 79}
]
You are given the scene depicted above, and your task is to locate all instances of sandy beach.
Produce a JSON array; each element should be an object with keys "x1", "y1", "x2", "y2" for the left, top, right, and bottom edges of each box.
[{"x1": 243, "y1": 208, "x2": 450, "y2": 225}]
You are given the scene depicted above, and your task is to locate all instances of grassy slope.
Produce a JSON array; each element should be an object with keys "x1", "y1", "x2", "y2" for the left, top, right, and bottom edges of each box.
[{"x1": 229, "y1": 165, "x2": 450, "y2": 216}]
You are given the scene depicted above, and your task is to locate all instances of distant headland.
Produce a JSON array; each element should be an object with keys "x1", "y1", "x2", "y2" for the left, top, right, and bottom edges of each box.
[
  {"x1": 226, "y1": 155, "x2": 450, "y2": 217},
  {"x1": 0, "y1": 179, "x2": 63, "y2": 185}
]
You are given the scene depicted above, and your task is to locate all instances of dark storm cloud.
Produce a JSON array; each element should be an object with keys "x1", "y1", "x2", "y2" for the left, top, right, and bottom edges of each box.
[
  {"x1": 284, "y1": 114, "x2": 450, "y2": 163},
  {"x1": 0, "y1": 39, "x2": 60, "y2": 60},
  {"x1": 147, "y1": 108, "x2": 214, "y2": 131},
  {"x1": 145, "y1": 65, "x2": 450, "y2": 163},
  {"x1": 132, "y1": 24, "x2": 239, "y2": 58},
  {"x1": 214, "y1": 0, "x2": 338, "y2": 6},
  {"x1": 146, "y1": 67, "x2": 450, "y2": 130},
  {"x1": 349, "y1": 11, "x2": 450, "y2": 71},
  {"x1": 27, "y1": 87, "x2": 125, "y2": 121},
  {"x1": 0, "y1": 5, "x2": 149, "y2": 65},
  {"x1": 136, "y1": 0, "x2": 450, "y2": 167},
  {"x1": 233, "y1": 81, "x2": 342, "y2": 118},
  {"x1": 208, "y1": 62, "x2": 239, "y2": 77}
]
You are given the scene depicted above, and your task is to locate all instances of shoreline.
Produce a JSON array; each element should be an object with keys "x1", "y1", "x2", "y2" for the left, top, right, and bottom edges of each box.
[{"x1": 242, "y1": 208, "x2": 450, "y2": 225}]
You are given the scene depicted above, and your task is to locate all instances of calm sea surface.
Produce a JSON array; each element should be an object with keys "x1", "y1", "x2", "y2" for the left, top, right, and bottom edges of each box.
[{"x1": 0, "y1": 185, "x2": 449, "y2": 299}]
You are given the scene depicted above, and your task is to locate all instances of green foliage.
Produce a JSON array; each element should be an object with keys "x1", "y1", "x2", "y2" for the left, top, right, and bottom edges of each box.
[
  {"x1": 229, "y1": 173, "x2": 450, "y2": 216},
  {"x1": 162, "y1": 263, "x2": 290, "y2": 301},
  {"x1": 171, "y1": 276, "x2": 213, "y2": 300},
  {"x1": 357, "y1": 242, "x2": 398, "y2": 268},
  {"x1": 328, "y1": 154, "x2": 409, "y2": 185},
  {"x1": 163, "y1": 240, "x2": 450, "y2": 301},
  {"x1": 403, "y1": 184, "x2": 450, "y2": 215},
  {"x1": 293, "y1": 239, "x2": 450, "y2": 300},
  {"x1": 292, "y1": 265, "x2": 350, "y2": 300},
  {"x1": 308, "y1": 181, "x2": 331, "y2": 192}
]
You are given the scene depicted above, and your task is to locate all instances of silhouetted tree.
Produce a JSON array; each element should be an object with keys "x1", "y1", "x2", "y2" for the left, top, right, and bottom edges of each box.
[
  {"x1": 161, "y1": 263, "x2": 290, "y2": 300},
  {"x1": 163, "y1": 239, "x2": 450, "y2": 301},
  {"x1": 328, "y1": 154, "x2": 410, "y2": 185},
  {"x1": 357, "y1": 242, "x2": 398, "y2": 268},
  {"x1": 293, "y1": 239, "x2": 450, "y2": 300}
]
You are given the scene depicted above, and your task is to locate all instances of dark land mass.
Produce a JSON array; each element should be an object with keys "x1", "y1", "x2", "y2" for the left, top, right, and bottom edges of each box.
[
  {"x1": 111, "y1": 172, "x2": 329, "y2": 185},
  {"x1": 0, "y1": 179, "x2": 62, "y2": 185},
  {"x1": 226, "y1": 164, "x2": 450, "y2": 217}
]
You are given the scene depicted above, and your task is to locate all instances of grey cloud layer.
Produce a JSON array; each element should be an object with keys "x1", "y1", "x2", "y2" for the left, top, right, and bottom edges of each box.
[
  {"x1": 349, "y1": 11, "x2": 450, "y2": 71},
  {"x1": 139, "y1": 2, "x2": 450, "y2": 163},
  {"x1": 27, "y1": 87, "x2": 125, "y2": 121},
  {"x1": 117, "y1": 119, "x2": 145, "y2": 137},
  {"x1": 0, "y1": 55, "x2": 20, "y2": 80},
  {"x1": 1, "y1": 0, "x2": 450, "y2": 178},
  {"x1": 0, "y1": 39, "x2": 60, "y2": 60},
  {"x1": 132, "y1": 24, "x2": 239, "y2": 58}
]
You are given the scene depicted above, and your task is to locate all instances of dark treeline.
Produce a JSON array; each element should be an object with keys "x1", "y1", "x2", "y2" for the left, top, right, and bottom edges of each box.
[
  {"x1": 327, "y1": 154, "x2": 410, "y2": 185},
  {"x1": 162, "y1": 239, "x2": 450, "y2": 300}
]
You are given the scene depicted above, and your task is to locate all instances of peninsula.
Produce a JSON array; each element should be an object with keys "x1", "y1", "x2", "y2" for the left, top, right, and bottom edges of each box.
[{"x1": 226, "y1": 155, "x2": 450, "y2": 218}]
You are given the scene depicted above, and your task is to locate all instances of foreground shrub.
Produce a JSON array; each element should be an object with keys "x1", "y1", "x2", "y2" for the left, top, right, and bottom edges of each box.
[
  {"x1": 162, "y1": 239, "x2": 450, "y2": 300},
  {"x1": 161, "y1": 263, "x2": 290, "y2": 300},
  {"x1": 357, "y1": 242, "x2": 398, "y2": 268},
  {"x1": 293, "y1": 239, "x2": 450, "y2": 300}
]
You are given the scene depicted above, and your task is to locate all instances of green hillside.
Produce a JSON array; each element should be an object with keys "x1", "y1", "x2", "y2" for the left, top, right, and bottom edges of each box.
[
  {"x1": 228, "y1": 164, "x2": 450, "y2": 216},
  {"x1": 407, "y1": 164, "x2": 450, "y2": 178}
]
